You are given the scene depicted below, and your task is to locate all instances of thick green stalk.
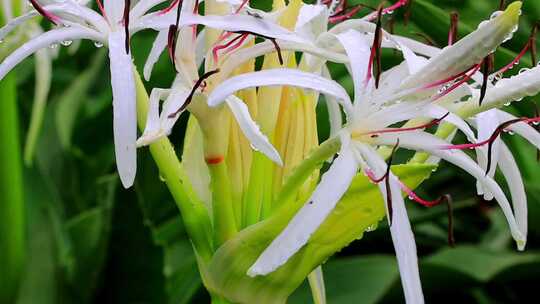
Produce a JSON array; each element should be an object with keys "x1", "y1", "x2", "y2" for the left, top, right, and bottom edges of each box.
[
  {"x1": 134, "y1": 72, "x2": 213, "y2": 261},
  {"x1": 208, "y1": 161, "x2": 237, "y2": 247},
  {"x1": 0, "y1": 74, "x2": 25, "y2": 303},
  {"x1": 243, "y1": 152, "x2": 271, "y2": 228}
]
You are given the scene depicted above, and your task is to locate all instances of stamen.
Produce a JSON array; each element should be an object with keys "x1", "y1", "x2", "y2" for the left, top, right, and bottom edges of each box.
[
  {"x1": 212, "y1": 33, "x2": 248, "y2": 63},
  {"x1": 167, "y1": 24, "x2": 178, "y2": 65},
  {"x1": 432, "y1": 63, "x2": 482, "y2": 101},
  {"x1": 234, "y1": 0, "x2": 250, "y2": 14},
  {"x1": 401, "y1": 187, "x2": 455, "y2": 246},
  {"x1": 29, "y1": 0, "x2": 61, "y2": 25},
  {"x1": 479, "y1": 55, "x2": 494, "y2": 106},
  {"x1": 365, "y1": 0, "x2": 408, "y2": 22},
  {"x1": 95, "y1": 0, "x2": 106, "y2": 17},
  {"x1": 159, "y1": 0, "x2": 181, "y2": 15},
  {"x1": 363, "y1": 112, "x2": 450, "y2": 136},
  {"x1": 366, "y1": 139, "x2": 400, "y2": 225},
  {"x1": 403, "y1": 0, "x2": 413, "y2": 25},
  {"x1": 494, "y1": 24, "x2": 539, "y2": 76},
  {"x1": 499, "y1": 0, "x2": 506, "y2": 10},
  {"x1": 223, "y1": 34, "x2": 250, "y2": 55},
  {"x1": 366, "y1": 5, "x2": 384, "y2": 88},
  {"x1": 206, "y1": 156, "x2": 225, "y2": 164},
  {"x1": 233, "y1": 31, "x2": 283, "y2": 65},
  {"x1": 329, "y1": 5, "x2": 365, "y2": 23},
  {"x1": 441, "y1": 117, "x2": 540, "y2": 173},
  {"x1": 123, "y1": 0, "x2": 131, "y2": 54},
  {"x1": 168, "y1": 69, "x2": 221, "y2": 118},
  {"x1": 448, "y1": 12, "x2": 459, "y2": 46}
]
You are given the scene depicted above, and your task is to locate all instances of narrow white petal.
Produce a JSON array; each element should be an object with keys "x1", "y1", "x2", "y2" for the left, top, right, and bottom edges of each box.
[
  {"x1": 498, "y1": 142, "x2": 527, "y2": 249},
  {"x1": 374, "y1": 132, "x2": 525, "y2": 247},
  {"x1": 108, "y1": 30, "x2": 137, "y2": 188},
  {"x1": 295, "y1": 4, "x2": 328, "y2": 41},
  {"x1": 356, "y1": 144, "x2": 424, "y2": 304},
  {"x1": 208, "y1": 68, "x2": 353, "y2": 116},
  {"x1": 482, "y1": 65, "x2": 540, "y2": 111},
  {"x1": 1, "y1": 0, "x2": 13, "y2": 21},
  {"x1": 401, "y1": 2, "x2": 522, "y2": 89},
  {"x1": 0, "y1": 26, "x2": 101, "y2": 81},
  {"x1": 335, "y1": 30, "x2": 372, "y2": 101},
  {"x1": 248, "y1": 140, "x2": 359, "y2": 276},
  {"x1": 159, "y1": 80, "x2": 191, "y2": 134},
  {"x1": 130, "y1": 0, "x2": 168, "y2": 19},
  {"x1": 475, "y1": 110, "x2": 501, "y2": 199},
  {"x1": 104, "y1": 0, "x2": 125, "y2": 25},
  {"x1": 136, "y1": 88, "x2": 170, "y2": 147},
  {"x1": 496, "y1": 110, "x2": 540, "y2": 151},
  {"x1": 226, "y1": 95, "x2": 283, "y2": 166},
  {"x1": 143, "y1": 30, "x2": 168, "y2": 81},
  {"x1": 181, "y1": 13, "x2": 311, "y2": 45},
  {"x1": 322, "y1": 66, "x2": 344, "y2": 137}
]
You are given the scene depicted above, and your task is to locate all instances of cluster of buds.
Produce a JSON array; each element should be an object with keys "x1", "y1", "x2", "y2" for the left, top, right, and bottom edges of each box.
[{"x1": 2, "y1": 0, "x2": 540, "y2": 303}]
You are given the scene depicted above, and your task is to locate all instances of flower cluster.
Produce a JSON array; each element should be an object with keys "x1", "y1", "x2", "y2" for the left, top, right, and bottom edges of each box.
[{"x1": 2, "y1": 0, "x2": 540, "y2": 303}]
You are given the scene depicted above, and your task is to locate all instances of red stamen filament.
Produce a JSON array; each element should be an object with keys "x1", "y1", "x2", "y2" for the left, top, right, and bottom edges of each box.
[
  {"x1": 362, "y1": 113, "x2": 450, "y2": 136},
  {"x1": 168, "y1": 69, "x2": 221, "y2": 118},
  {"x1": 159, "y1": 0, "x2": 181, "y2": 15},
  {"x1": 95, "y1": 0, "x2": 106, "y2": 17},
  {"x1": 212, "y1": 33, "x2": 248, "y2": 63},
  {"x1": 329, "y1": 5, "x2": 364, "y2": 23},
  {"x1": 30, "y1": 0, "x2": 61, "y2": 25},
  {"x1": 366, "y1": 5, "x2": 383, "y2": 88},
  {"x1": 432, "y1": 63, "x2": 482, "y2": 101},
  {"x1": 365, "y1": 0, "x2": 408, "y2": 21},
  {"x1": 448, "y1": 12, "x2": 459, "y2": 46}
]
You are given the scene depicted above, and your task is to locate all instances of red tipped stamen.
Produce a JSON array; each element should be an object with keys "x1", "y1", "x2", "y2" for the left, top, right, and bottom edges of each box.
[
  {"x1": 479, "y1": 55, "x2": 494, "y2": 106},
  {"x1": 167, "y1": 24, "x2": 178, "y2": 65},
  {"x1": 159, "y1": 0, "x2": 181, "y2": 15},
  {"x1": 212, "y1": 33, "x2": 248, "y2": 63},
  {"x1": 365, "y1": 140, "x2": 400, "y2": 224},
  {"x1": 441, "y1": 117, "x2": 540, "y2": 173},
  {"x1": 403, "y1": 0, "x2": 413, "y2": 25},
  {"x1": 495, "y1": 24, "x2": 539, "y2": 76},
  {"x1": 448, "y1": 12, "x2": 459, "y2": 46},
  {"x1": 363, "y1": 113, "x2": 450, "y2": 136},
  {"x1": 123, "y1": 0, "x2": 131, "y2": 54},
  {"x1": 366, "y1": 5, "x2": 384, "y2": 88},
  {"x1": 29, "y1": 0, "x2": 61, "y2": 25},
  {"x1": 168, "y1": 69, "x2": 221, "y2": 118},
  {"x1": 365, "y1": 0, "x2": 408, "y2": 21},
  {"x1": 329, "y1": 5, "x2": 365, "y2": 23},
  {"x1": 95, "y1": 0, "x2": 106, "y2": 17},
  {"x1": 400, "y1": 186, "x2": 455, "y2": 246},
  {"x1": 432, "y1": 63, "x2": 482, "y2": 101}
]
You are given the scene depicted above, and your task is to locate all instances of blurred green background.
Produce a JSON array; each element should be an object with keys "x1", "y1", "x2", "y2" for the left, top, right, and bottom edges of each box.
[{"x1": 2, "y1": 0, "x2": 540, "y2": 303}]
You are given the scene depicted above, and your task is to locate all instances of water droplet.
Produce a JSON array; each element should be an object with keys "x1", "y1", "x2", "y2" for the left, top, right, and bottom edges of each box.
[
  {"x1": 93, "y1": 41, "x2": 104, "y2": 48},
  {"x1": 504, "y1": 102, "x2": 511, "y2": 106},
  {"x1": 532, "y1": 121, "x2": 540, "y2": 126},
  {"x1": 508, "y1": 130, "x2": 515, "y2": 135},
  {"x1": 61, "y1": 40, "x2": 73, "y2": 46},
  {"x1": 49, "y1": 43, "x2": 58, "y2": 49},
  {"x1": 365, "y1": 224, "x2": 378, "y2": 232},
  {"x1": 519, "y1": 68, "x2": 529, "y2": 74},
  {"x1": 159, "y1": 174, "x2": 166, "y2": 182}
]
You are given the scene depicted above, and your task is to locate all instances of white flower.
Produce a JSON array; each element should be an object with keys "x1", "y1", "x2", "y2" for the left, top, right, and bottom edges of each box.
[
  {"x1": 204, "y1": 2, "x2": 537, "y2": 303},
  {"x1": 0, "y1": 0, "x2": 180, "y2": 188}
]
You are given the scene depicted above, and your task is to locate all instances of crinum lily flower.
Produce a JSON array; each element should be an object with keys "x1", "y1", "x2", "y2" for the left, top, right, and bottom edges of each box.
[
  {"x1": 0, "y1": 0, "x2": 182, "y2": 188},
  {"x1": 200, "y1": 2, "x2": 534, "y2": 303}
]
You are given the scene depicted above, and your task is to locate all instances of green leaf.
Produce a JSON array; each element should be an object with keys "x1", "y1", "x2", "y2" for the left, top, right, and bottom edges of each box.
[
  {"x1": 290, "y1": 256, "x2": 398, "y2": 304},
  {"x1": 205, "y1": 164, "x2": 436, "y2": 304}
]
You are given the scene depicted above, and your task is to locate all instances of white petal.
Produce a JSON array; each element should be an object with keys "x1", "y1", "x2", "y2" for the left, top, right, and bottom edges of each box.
[
  {"x1": 374, "y1": 131, "x2": 525, "y2": 248},
  {"x1": 180, "y1": 13, "x2": 311, "y2": 45},
  {"x1": 0, "y1": 26, "x2": 101, "y2": 81},
  {"x1": 226, "y1": 95, "x2": 283, "y2": 165},
  {"x1": 2, "y1": 0, "x2": 13, "y2": 21},
  {"x1": 207, "y1": 68, "x2": 353, "y2": 116},
  {"x1": 104, "y1": 0, "x2": 125, "y2": 25},
  {"x1": 108, "y1": 30, "x2": 137, "y2": 188},
  {"x1": 159, "y1": 78, "x2": 191, "y2": 134},
  {"x1": 475, "y1": 110, "x2": 501, "y2": 199},
  {"x1": 335, "y1": 29, "x2": 372, "y2": 101},
  {"x1": 143, "y1": 30, "x2": 168, "y2": 81},
  {"x1": 356, "y1": 144, "x2": 424, "y2": 304},
  {"x1": 136, "y1": 88, "x2": 170, "y2": 147},
  {"x1": 400, "y1": 2, "x2": 522, "y2": 89},
  {"x1": 498, "y1": 142, "x2": 527, "y2": 249},
  {"x1": 130, "y1": 0, "x2": 168, "y2": 19},
  {"x1": 322, "y1": 66, "x2": 344, "y2": 137},
  {"x1": 248, "y1": 138, "x2": 359, "y2": 276},
  {"x1": 295, "y1": 4, "x2": 328, "y2": 41},
  {"x1": 496, "y1": 110, "x2": 540, "y2": 151}
]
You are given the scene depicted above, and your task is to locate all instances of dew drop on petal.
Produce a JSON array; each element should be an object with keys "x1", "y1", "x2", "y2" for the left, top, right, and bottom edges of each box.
[
  {"x1": 49, "y1": 43, "x2": 58, "y2": 49},
  {"x1": 61, "y1": 40, "x2": 73, "y2": 46},
  {"x1": 94, "y1": 41, "x2": 104, "y2": 48}
]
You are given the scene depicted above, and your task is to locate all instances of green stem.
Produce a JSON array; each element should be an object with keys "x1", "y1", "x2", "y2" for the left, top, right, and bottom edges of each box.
[
  {"x1": 134, "y1": 72, "x2": 213, "y2": 262},
  {"x1": 208, "y1": 161, "x2": 237, "y2": 247},
  {"x1": 242, "y1": 152, "x2": 269, "y2": 228},
  {"x1": 0, "y1": 73, "x2": 25, "y2": 303}
]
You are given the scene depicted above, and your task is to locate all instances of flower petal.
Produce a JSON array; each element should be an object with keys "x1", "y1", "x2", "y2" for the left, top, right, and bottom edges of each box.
[
  {"x1": 136, "y1": 88, "x2": 170, "y2": 147},
  {"x1": 143, "y1": 29, "x2": 168, "y2": 81},
  {"x1": 248, "y1": 136, "x2": 359, "y2": 276},
  {"x1": 496, "y1": 110, "x2": 540, "y2": 151},
  {"x1": 226, "y1": 95, "x2": 283, "y2": 166},
  {"x1": 335, "y1": 29, "x2": 372, "y2": 101},
  {"x1": 108, "y1": 30, "x2": 137, "y2": 188},
  {"x1": 207, "y1": 68, "x2": 353, "y2": 116},
  {"x1": 356, "y1": 143, "x2": 424, "y2": 304},
  {"x1": 400, "y1": 2, "x2": 522, "y2": 89},
  {"x1": 0, "y1": 26, "x2": 101, "y2": 81}
]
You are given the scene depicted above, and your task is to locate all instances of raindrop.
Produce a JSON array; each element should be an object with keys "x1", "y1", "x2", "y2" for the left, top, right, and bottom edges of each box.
[
  {"x1": 159, "y1": 174, "x2": 166, "y2": 182},
  {"x1": 504, "y1": 102, "x2": 511, "y2": 106},
  {"x1": 93, "y1": 41, "x2": 104, "y2": 48},
  {"x1": 532, "y1": 121, "x2": 540, "y2": 126},
  {"x1": 61, "y1": 40, "x2": 73, "y2": 46},
  {"x1": 365, "y1": 224, "x2": 378, "y2": 232},
  {"x1": 507, "y1": 130, "x2": 515, "y2": 135},
  {"x1": 49, "y1": 43, "x2": 58, "y2": 49},
  {"x1": 519, "y1": 68, "x2": 529, "y2": 74}
]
